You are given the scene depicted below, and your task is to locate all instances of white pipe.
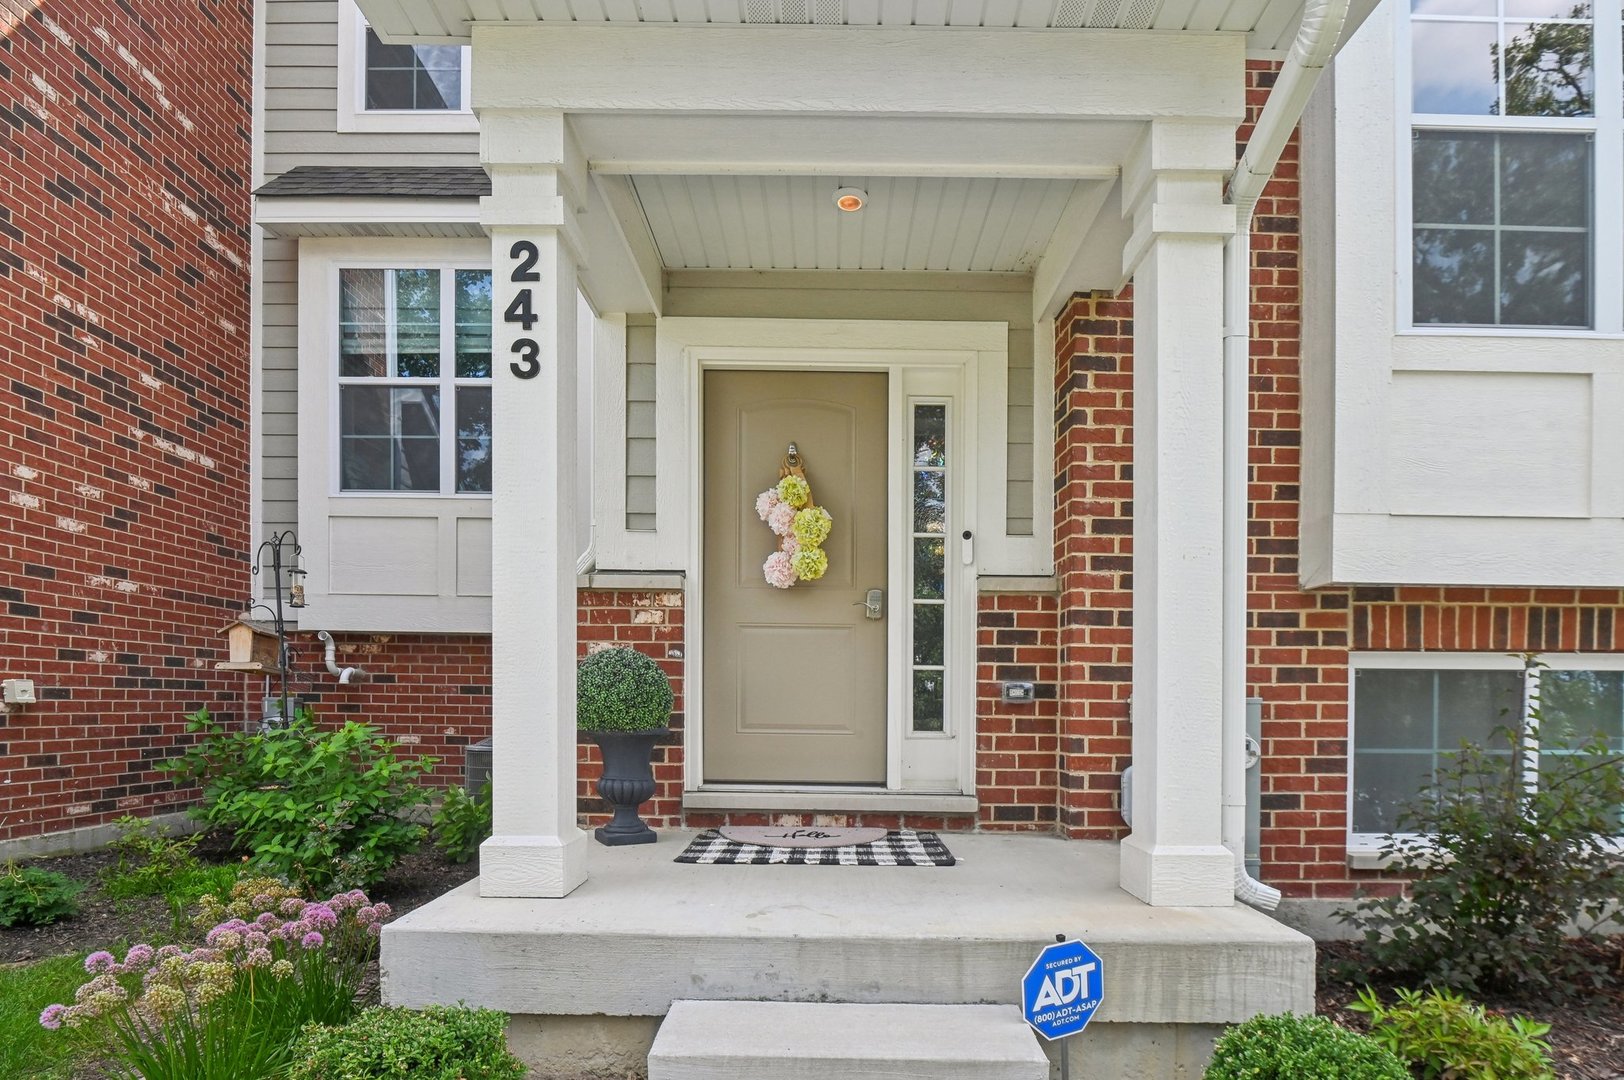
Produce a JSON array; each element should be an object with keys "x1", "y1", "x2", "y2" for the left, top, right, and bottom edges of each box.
[
  {"x1": 1220, "y1": 0, "x2": 1352, "y2": 912},
  {"x1": 314, "y1": 630, "x2": 361, "y2": 685}
]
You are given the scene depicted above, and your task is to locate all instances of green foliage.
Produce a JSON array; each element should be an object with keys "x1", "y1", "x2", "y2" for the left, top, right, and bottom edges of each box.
[
  {"x1": 432, "y1": 782, "x2": 492, "y2": 864},
  {"x1": 1204, "y1": 1013, "x2": 1409, "y2": 1080},
  {"x1": 576, "y1": 647, "x2": 673, "y2": 732},
  {"x1": 102, "y1": 816, "x2": 204, "y2": 900},
  {"x1": 0, "y1": 862, "x2": 83, "y2": 927},
  {"x1": 1336, "y1": 658, "x2": 1624, "y2": 997},
  {"x1": 1350, "y1": 987, "x2": 1555, "y2": 1080},
  {"x1": 160, "y1": 708, "x2": 437, "y2": 892},
  {"x1": 289, "y1": 1005, "x2": 526, "y2": 1080}
]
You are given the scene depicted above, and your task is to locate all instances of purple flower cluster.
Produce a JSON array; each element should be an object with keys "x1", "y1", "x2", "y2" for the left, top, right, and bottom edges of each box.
[{"x1": 40, "y1": 887, "x2": 392, "y2": 1033}]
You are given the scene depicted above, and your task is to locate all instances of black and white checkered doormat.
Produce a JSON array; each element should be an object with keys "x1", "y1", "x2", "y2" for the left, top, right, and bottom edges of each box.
[{"x1": 674, "y1": 829, "x2": 956, "y2": 866}]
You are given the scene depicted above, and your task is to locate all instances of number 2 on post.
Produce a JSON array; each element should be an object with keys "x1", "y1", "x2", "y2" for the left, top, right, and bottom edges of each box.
[{"x1": 507, "y1": 240, "x2": 541, "y2": 380}]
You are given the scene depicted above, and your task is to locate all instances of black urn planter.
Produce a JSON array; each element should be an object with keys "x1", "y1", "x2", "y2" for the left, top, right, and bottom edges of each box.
[{"x1": 588, "y1": 727, "x2": 668, "y2": 846}]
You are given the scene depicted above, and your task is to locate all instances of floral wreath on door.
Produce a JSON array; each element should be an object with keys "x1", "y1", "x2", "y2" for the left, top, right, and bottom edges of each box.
[{"x1": 755, "y1": 447, "x2": 832, "y2": 589}]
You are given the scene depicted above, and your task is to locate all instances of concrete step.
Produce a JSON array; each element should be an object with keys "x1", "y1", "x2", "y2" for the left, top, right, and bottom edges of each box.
[{"x1": 647, "y1": 1000, "x2": 1050, "y2": 1080}]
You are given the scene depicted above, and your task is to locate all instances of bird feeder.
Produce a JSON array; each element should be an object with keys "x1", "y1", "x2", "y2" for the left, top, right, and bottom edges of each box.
[{"x1": 216, "y1": 617, "x2": 281, "y2": 672}]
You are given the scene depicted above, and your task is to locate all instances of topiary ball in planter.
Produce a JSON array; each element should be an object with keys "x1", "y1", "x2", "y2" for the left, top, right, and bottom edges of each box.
[{"x1": 578, "y1": 648, "x2": 673, "y2": 846}]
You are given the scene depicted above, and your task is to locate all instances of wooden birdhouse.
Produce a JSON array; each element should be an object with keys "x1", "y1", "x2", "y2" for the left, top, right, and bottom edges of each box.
[{"x1": 217, "y1": 617, "x2": 281, "y2": 672}]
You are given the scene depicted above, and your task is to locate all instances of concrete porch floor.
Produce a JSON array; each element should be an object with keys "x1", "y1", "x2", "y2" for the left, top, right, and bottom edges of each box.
[{"x1": 382, "y1": 831, "x2": 1313, "y2": 1077}]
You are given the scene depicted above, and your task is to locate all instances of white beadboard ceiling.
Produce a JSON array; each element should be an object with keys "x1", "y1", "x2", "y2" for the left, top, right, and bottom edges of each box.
[
  {"x1": 630, "y1": 175, "x2": 1082, "y2": 272},
  {"x1": 358, "y1": 0, "x2": 1380, "y2": 56}
]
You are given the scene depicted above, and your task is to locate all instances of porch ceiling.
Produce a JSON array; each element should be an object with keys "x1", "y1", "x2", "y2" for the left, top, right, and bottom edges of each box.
[
  {"x1": 359, "y1": 0, "x2": 1344, "y2": 55},
  {"x1": 630, "y1": 174, "x2": 1094, "y2": 273}
]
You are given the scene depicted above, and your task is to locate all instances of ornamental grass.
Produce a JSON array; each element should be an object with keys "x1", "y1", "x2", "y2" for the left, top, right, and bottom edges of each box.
[{"x1": 39, "y1": 882, "x2": 390, "y2": 1080}]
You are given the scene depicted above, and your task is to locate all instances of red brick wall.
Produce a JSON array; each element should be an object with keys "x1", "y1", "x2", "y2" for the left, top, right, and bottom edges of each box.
[
  {"x1": 975, "y1": 592, "x2": 1059, "y2": 831},
  {"x1": 0, "y1": 0, "x2": 253, "y2": 841}
]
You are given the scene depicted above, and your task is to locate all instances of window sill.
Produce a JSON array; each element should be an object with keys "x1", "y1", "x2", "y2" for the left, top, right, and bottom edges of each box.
[{"x1": 337, "y1": 111, "x2": 478, "y2": 135}]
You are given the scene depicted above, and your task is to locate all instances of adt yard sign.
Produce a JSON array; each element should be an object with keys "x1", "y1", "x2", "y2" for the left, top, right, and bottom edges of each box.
[{"x1": 1021, "y1": 939, "x2": 1104, "y2": 1040}]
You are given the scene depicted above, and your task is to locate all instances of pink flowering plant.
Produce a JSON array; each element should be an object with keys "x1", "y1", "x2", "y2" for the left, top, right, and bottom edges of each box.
[{"x1": 39, "y1": 885, "x2": 391, "y2": 1080}]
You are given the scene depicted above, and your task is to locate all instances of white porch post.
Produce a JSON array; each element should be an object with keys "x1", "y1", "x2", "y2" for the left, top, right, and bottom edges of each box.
[
  {"x1": 1117, "y1": 120, "x2": 1240, "y2": 907},
  {"x1": 478, "y1": 111, "x2": 592, "y2": 898}
]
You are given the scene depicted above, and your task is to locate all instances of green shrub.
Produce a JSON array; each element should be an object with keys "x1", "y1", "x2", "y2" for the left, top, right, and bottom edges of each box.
[
  {"x1": 101, "y1": 815, "x2": 203, "y2": 900},
  {"x1": 0, "y1": 863, "x2": 83, "y2": 927},
  {"x1": 577, "y1": 647, "x2": 673, "y2": 732},
  {"x1": 1351, "y1": 987, "x2": 1555, "y2": 1080},
  {"x1": 432, "y1": 782, "x2": 492, "y2": 864},
  {"x1": 288, "y1": 1005, "x2": 526, "y2": 1080},
  {"x1": 1203, "y1": 1013, "x2": 1409, "y2": 1080},
  {"x1": 1336, "y1": 657, "x2": 1624, "y2": 997},
  {"x1": 160, "y1": 708, "x2": 436, "y2": 892}
]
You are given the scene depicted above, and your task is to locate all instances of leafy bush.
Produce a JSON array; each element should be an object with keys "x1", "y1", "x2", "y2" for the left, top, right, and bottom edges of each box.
[
  {"x1": 102, "y1": 815, "x2": 203, "y2": 900},
  {"x1": 40, "y1": 888, "x2": 391, "y2": 1080},
  {"x1": 1351, "y1": 987, "x2": 1555, "y2": 1080},
  {"x1": 0, "y1": 863, "x2": 83, "y2": 927},
  {"x1": 1204, "y1": 1013, "x2": 1409, "y2": 1080},
  {"x1": 288, "y1": 1005, "x2": 526, "y2": 1080},
  {"x1": 577, "y1": 647, "x2": 673, "y2": 732},
  {"x1": 160, "y1": 708, "x2": 437, "y2": 893},
  {"x1": 1336, "y1": 658, "x2": 1624, "y2": 997},
  {"x1": 432, "y1": 782, "x2": 491, "y2": 864}
]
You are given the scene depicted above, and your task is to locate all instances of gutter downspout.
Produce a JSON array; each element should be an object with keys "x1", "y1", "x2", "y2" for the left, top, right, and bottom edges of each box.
[{"x1": 1222, "y1": 0, "x2": 1352, "y2": 911}]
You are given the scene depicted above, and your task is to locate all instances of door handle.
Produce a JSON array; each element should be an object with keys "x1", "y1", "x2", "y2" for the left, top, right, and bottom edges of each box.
[{"x1": 853, "y1": 588, "x2": 884, "y2": 620}]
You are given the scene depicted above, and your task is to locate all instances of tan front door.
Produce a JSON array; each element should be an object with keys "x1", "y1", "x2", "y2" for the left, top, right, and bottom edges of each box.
[{"x1": 702, "y1": 370, "x2": 889, "y2": 784}]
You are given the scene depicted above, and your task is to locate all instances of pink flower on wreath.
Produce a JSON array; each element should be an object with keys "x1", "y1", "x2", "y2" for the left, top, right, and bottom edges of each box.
[
  {"x1": 755, "y1": 488, "x2": 781, "y2": 522},
  {"x1": 763, "y1": 551, "x2": 796, "y2": 589},
  {"x1": 767, "y1": 501, "x2": 796, "y2": 537}
]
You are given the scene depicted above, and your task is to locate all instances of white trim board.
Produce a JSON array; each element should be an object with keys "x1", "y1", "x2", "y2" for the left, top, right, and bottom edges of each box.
[{"x1": 337, "y1": 0, "x2": 476, "y2": 134}]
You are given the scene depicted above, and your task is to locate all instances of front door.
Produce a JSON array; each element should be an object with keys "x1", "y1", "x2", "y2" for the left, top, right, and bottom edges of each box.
[{"x1": 702, "y1": 370, "x2": 889, "y2": 784}]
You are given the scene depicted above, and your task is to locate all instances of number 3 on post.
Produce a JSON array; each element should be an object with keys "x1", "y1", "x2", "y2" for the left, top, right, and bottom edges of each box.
[{"x1": 506, "y1": 239, "x2": 542, "y2": 380}]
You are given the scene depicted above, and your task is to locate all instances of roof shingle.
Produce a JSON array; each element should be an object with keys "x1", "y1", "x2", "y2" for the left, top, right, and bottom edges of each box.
[{"x1": 255, "y1": 166, "x2": 490, "y2": 199}]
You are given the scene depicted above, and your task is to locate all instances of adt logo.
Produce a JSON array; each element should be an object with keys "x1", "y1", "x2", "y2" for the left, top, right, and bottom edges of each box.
[{"x1": 1021, "y1": 939, "x2": 1104, "y2": 1041}]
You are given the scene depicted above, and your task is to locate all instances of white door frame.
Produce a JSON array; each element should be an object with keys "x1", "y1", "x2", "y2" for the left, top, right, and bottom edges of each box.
[{"x1": 669, "y1": 318, "x2": 1003, "y2": 799}]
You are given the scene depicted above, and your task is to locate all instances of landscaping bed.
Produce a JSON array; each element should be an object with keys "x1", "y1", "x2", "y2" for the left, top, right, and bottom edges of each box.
[{"x1": 1318, "y1": 940, "x2": 1624, "y2": 1080}]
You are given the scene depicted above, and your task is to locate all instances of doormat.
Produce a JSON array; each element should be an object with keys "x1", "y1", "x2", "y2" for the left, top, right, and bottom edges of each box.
[
  {"x1": 674, "y1": 829, "x2": 956, "y2": 866},
  {"x1": 718, "y1": 826, "x2": 888, "y2": 848}
]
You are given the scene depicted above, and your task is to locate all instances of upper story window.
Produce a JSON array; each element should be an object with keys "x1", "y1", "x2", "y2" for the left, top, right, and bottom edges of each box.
[
  {"x1": 1350, "y1": 654, "x2": 1624, "y2": 843},
  {"x1": 337, "y1": 266, "x2": 492, "y2": 494},
  {"x1": 364, "y1": 30, "x2": 463, "y2": 111},
  {"x1": 336, "y1": 0, "x2": 475, "y2": 133},
  {"x1": 1404, "y1": 0, "x2": 1621, "y2": 330}
]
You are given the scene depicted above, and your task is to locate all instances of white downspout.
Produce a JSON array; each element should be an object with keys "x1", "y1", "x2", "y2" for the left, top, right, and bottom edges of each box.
[
  {"x1": 314, "y1": 630, "x2": 362, "y2": 685},
  {"x1": 1222, "y1": 0, "x2": 1352, "y2": 911}
]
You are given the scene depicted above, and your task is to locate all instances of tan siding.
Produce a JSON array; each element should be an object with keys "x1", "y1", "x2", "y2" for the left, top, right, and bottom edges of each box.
[
  {"x1": 261, "y1": 0, "x2": 478, "y2": 181},
  {"x1": 262, "y1": 237, "x2": 301, "y2": 538},
  {"x1": 625, "y1": 318, "x2": 658, "y2": 530},
  {"x1": 664, "y1": 271, "x2": 1037, "y2": 536}
]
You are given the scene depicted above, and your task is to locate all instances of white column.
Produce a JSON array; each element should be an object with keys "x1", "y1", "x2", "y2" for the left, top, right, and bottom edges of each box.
[
  {"x1": 1117, "y1": 120, "x2": 1240, "y2": 907},
  {"x1": 478, "y1": 112, "x2": 592, "y2": 898}
]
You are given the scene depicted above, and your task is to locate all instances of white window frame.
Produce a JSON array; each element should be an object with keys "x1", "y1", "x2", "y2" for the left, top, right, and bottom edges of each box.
[
  {"x1": 297, "y1": 237, "x2": 493, "y2": 632},
  {"x1": 1347, "y1": 651, "x2": 1624, "y2": 865},
  {"x1": 332, "y1": 264, "x2": 494, "y2": 500},
  {"x1": 1395, "y1": 0, "x2": 1624, "y2": 336},
  {"x1": 336, "y1": 0, "x2": 476, "y2": 134}
]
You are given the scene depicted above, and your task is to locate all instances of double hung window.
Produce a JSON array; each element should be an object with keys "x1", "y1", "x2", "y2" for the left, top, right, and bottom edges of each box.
[
  {"x1": 1405, "y1": 0, "x2": 1622, "y2": 329},
  {"x1": 336, "y1": 267, "x2": 492, "y2": 495}
]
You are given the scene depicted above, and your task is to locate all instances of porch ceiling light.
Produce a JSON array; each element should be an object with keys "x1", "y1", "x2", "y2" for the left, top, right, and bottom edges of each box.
[{"x1": 833, "y1": 187, "x2": 867, "y2": 212}]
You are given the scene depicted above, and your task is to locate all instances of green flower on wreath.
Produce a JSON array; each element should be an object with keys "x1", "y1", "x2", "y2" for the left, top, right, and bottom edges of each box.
[
  {"x1": 777, "y1": 474, "x2": 811, "y2": 509},
  {"x1": 791, "y1": 546, "x2": 828, "y2": 582},
  {"x1": 791, "y1": 506, "x2": 832, "y2": 547}
]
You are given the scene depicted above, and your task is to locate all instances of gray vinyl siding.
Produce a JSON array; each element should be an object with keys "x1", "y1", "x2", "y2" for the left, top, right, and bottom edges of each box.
[
  {"x1": 664, "y1": 271, "x2": 1038, "y2": 537},
  {"x1": 259, "y1": 0, "x2": 482, "y2": 537},
  {"x1": 626, "y1": 317, "x2": 658, "y2": 531}
]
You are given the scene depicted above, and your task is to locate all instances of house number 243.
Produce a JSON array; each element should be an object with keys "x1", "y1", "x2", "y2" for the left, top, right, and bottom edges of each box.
[{"x1": 505, "y1": 240, "x2": 542, "y2": 380}]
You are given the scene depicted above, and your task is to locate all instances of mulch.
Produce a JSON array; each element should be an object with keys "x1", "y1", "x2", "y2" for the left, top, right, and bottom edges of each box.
[
  {"x1": 1317, "y1": 939, "x2": 1624, "y2": 1080},
  {"x1": 0, "y1": 834, "x2": 478, "y2": 966}
]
